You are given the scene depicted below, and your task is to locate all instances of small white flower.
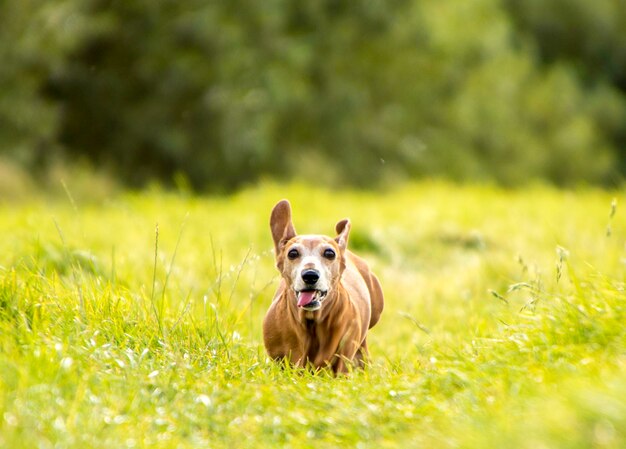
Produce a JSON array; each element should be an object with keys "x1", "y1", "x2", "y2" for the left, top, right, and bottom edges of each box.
[
  {"x1": 60, "y1": 357, "x2": 73, "y2": 370},
  {"x1": 196, "y1": 394, "x2": 212, "y2": 407}
]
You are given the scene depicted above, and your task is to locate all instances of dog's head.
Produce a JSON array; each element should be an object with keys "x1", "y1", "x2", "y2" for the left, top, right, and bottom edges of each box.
[{"x1": 270, "y1": 199, "x2": 351, "y2": 312}]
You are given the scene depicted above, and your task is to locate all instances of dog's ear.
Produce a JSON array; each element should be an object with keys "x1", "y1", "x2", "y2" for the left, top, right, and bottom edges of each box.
[
  {"x1": 270, "y1": 199, "x2": 297, "y2": 255},
  {"x1": 335, "y1": 218, "x2": 351, "y2": 251}
]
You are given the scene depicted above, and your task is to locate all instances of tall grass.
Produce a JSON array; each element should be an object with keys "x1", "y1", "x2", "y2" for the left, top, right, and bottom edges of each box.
[{"x1": 0, "y1": 183, "x2": 624, "y2": 448}]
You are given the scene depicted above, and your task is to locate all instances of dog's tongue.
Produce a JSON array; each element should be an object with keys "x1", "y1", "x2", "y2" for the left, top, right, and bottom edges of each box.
[{"x1": 297, "y1": 290, "x2": 316, "y2": 307}]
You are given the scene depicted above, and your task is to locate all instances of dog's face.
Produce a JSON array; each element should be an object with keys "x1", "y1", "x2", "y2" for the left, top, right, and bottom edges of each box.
[
  {"x1": 280, "y1": 235, "x2": 343, "y2": 311},
  {"x1": 270, "y1": 200, "x2": 350, "y2": 312}
]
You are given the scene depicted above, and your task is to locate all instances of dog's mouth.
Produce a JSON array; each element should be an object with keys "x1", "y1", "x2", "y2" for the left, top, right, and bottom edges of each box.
[{"x1": 296, "y1": 289, "x2": 327, "y2": 311}]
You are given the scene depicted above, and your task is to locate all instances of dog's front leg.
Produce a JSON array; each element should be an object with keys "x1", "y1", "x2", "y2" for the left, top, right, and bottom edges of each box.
[
  {"x1": 333, "y1": 333, "x2": 363, "y2": 374},
  {"x1": 353, "y1": 339, "x2": 368, "y2": 368},
  {"x1": 311, "y1": 324, "x2": 362, "y2": 374}
]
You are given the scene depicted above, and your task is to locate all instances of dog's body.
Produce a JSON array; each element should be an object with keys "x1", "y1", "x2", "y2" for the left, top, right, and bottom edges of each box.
[{"x1": 263, "y1": 200, "x2": 384, "y2": 374}]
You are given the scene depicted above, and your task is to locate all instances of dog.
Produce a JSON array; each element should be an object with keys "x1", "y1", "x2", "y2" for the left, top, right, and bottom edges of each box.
[{"x1": 263, "y1": 199, "x2": 384, "y2": 374}]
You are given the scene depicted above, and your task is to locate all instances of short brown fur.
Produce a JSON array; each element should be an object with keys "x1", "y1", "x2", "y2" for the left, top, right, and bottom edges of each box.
[{"x1": 263, "y1": 199, "x2": 384, "y2": 374}]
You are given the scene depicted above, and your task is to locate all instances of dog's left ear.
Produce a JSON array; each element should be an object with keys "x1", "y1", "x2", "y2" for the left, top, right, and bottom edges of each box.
[
  {"x1": 270, "y1": 199, "x2": 297, "y2": 255},
  {"x1": 335, "y1": 219, "x2": 351, "y2": 251}
]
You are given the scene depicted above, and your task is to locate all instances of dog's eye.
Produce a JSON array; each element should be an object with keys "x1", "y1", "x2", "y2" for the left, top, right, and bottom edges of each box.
[
  {"x1": 287, "y1": 248, "x2": 299, "y2": 260},
  {"x1": 323, "y1": 248, "x2": 336, "y2": 260}
]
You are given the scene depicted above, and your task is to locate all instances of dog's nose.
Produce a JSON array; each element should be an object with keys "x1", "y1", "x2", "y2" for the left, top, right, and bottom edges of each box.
[{"x1": 301, "y1": 270, "x2": 320, "y2": 286}]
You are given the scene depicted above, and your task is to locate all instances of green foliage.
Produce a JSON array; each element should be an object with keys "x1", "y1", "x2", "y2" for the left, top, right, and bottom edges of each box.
[
  {"x1": 1, "y1": 0, "x2": 625, "y2": 189},
  {"x1": 505, "y1": 0, "x2": 626, "y2": 176},
  {"x1": 505, "y1": 0, "x2": 626, "y2": 87},
  {"x1": 0, "y1": 0, "x2": 88, "y2": 167},
  {"x1": 0, "y1": 183, "x2": 625, "y2": 447}
]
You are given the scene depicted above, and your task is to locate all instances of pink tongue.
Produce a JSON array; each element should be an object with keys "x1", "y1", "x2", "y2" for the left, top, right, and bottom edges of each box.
[{"x1": 297, "y1": 291, "x2": 316, "y2": 307}]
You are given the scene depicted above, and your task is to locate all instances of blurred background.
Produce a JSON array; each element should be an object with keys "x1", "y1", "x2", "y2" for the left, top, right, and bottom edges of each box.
[{"x1": 1, "y1": 0, "x2": 625, "y2": 193}]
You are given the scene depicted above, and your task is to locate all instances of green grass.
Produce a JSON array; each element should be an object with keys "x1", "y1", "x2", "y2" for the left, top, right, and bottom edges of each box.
[{"x1": 0, "y1": 182, "x2": 624, "y2": 448}]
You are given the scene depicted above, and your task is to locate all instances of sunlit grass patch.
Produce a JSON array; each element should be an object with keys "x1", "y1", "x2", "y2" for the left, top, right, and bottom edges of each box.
[{"x1": 0, "y1": 182, "x2": 624, "y2": 448}]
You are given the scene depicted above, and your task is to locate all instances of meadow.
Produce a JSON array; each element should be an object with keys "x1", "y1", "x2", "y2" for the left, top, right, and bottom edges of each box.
[{"x1": 0, "y1": 182, "x2": 624, "y2": 448}]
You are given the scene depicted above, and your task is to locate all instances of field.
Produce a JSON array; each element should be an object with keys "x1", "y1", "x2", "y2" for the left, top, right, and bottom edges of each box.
[{"x1": 0, "y1": 182, "x2": 625, "y2": 448}]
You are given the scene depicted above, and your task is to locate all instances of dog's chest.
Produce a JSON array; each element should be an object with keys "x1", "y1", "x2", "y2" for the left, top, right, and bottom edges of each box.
[{"x1": 303, "y1": 319, "x2": 320, "y2": 357}]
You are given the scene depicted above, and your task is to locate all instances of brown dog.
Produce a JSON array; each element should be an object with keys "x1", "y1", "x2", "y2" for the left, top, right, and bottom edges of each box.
[{"x1": 263, "y1": 200, "x2": 384, "y2": 374}]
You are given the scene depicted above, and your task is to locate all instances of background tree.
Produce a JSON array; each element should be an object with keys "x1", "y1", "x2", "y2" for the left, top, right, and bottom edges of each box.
[{"x1": 1, "y1": 0, "x2": 624, "y2": 190}]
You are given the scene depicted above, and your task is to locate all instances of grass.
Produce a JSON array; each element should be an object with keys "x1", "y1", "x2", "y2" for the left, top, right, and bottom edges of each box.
[{"x1": 0, "y1": 182, "x2": 624, "y2": 448}]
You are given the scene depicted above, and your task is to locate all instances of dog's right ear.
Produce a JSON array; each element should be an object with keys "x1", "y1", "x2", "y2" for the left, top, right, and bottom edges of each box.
[{"x1": 270, "y1": 199, "x2": 297, "y2": 255}]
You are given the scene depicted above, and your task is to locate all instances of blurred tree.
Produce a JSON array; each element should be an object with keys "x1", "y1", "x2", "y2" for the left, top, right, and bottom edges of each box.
[
  {"x1": 505, "y1": 0, "x2": 626, "y2": 179},
  {"x1": 382, "y1": 0, "x2": 616, "y2": 185},
  {"x1": 0, "y1": 0, "x2": 89, "y2": 168},
  {"x1": 1, "y1": 0, "x2": 623, "y2": 190},
  {"x1": 505, "y1": 0, "x2": 626, "y2": 88},
  {"x1": 49, "y1": 0, "x2": 418, "y2": 189}
]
